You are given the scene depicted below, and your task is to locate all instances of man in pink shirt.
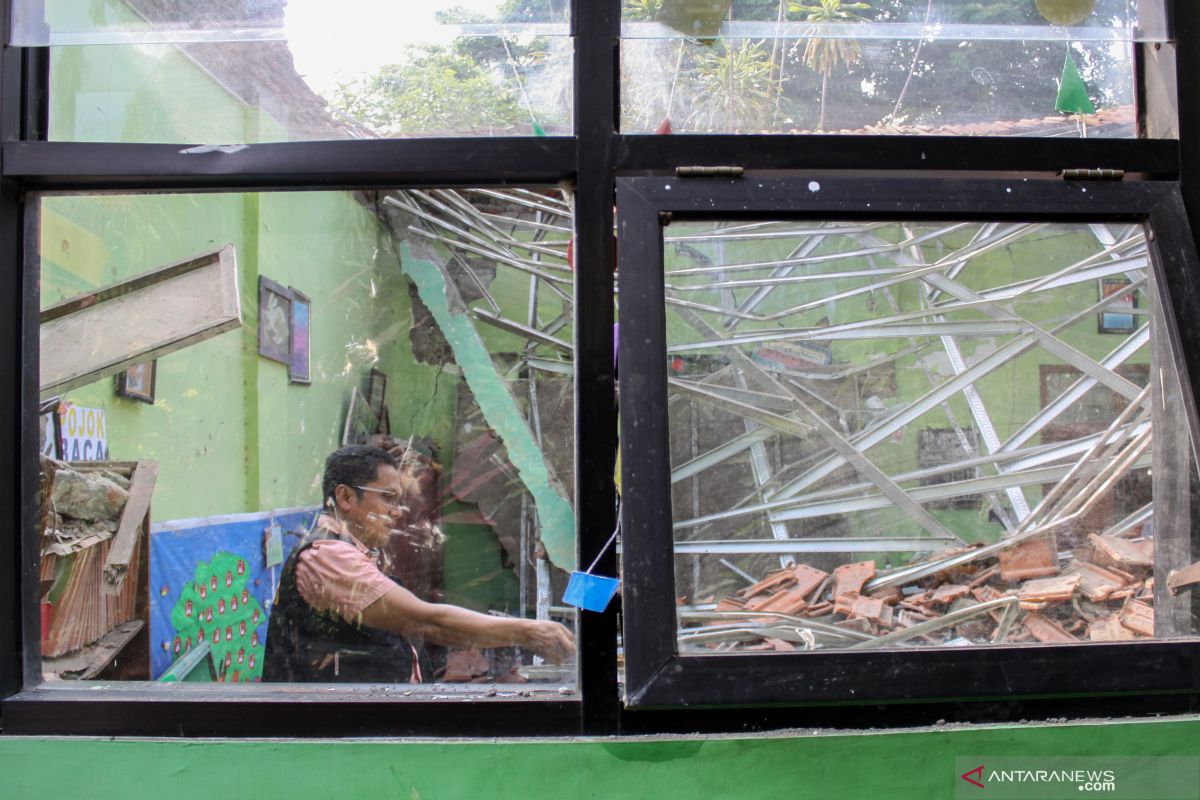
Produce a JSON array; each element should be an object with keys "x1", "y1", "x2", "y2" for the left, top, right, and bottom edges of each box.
[{"x1": 262, "y1": 446, "x2": 574, "y2": 682}]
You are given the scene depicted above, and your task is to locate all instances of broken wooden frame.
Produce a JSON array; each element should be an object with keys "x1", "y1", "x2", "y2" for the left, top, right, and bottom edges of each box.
[
  {"x1": 617, "y1": 175, "x2": 1200, "y2": 707},
  {"x1": 38, "y1": 245, "x2": 242, "y2": 399}
]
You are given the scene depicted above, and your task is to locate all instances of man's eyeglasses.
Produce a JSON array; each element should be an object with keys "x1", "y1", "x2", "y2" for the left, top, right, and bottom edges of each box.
[{"x1": 352, "y1": 485, "x2": 405, "y2": 508}]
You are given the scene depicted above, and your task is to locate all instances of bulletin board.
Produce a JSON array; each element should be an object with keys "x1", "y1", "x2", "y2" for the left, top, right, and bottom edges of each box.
[{"x1": 149, "y1": 507, "x2": 317, "y2": 681}]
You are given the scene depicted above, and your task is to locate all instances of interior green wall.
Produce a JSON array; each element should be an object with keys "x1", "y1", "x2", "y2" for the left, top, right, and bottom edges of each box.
[
  {"x1": 3, "y1": 717, "x2": 1199, "y2": 799},
  {"x1": 41, "y1": 188, "x2": 455, "y2": 523}
]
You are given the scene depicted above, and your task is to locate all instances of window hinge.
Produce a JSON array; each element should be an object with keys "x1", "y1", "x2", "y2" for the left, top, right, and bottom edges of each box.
[
  {"x1": 1059, "y1": 168, "x2": 1125, "y2": 181},
  {"x1": 675, "y1": 166, "x2": 744, "y2": 178}
]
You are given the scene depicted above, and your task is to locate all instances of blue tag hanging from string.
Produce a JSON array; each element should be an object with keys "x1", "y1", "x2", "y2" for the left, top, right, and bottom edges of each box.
[{"x1": 562, "y1": 519, "x2": 620, "y2": 613}]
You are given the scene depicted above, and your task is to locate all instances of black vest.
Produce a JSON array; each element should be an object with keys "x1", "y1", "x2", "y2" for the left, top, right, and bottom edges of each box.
[{"x1": 262, "y1": 526, "x2": 430, "y2": 683}]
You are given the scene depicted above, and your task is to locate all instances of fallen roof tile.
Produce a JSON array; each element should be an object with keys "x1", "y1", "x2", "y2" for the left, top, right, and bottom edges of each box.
[
  {"x1": 1071, "y1": 561, "x2": 1131, "y2": 602},
  {"x1": 999, "y1": 534, "x2": 1058, "y2": 582},
  {"x1": 1024, "y1": 613, "x2": 1077, "y2": 643},
  {"x1": 1119, "y1": 598, "x2": 1155, "y2": 637},
  {"x1": 833, "y1": 560, "x2": 876, "y2": 597},
  {"x1": 1017, "y1": 574, "x2": 1081, "y2": 603},
  {"x1": 1089, "y1": 534, "x2": 1154, "y2": 570},
  {"x1": 1088, "y1": 615, "x2": 1136, "y2": 642}
]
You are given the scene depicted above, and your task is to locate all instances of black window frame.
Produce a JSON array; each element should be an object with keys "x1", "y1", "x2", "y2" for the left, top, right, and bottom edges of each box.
[
  {"x1": 2, "y1": 0, "x2": 1200, "y2": 736},
  {"x1": 616, "y1": 174, "x2": 1200, "y2": 708}
]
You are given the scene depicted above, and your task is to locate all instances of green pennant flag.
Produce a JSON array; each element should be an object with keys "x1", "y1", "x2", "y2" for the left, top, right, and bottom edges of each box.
[
  {"x1": 1056, "y1": 52, "x2": 1096, "y2": 115},
  {"x1": 532, "y1": 121, "x2": 547, "y2": 137}
]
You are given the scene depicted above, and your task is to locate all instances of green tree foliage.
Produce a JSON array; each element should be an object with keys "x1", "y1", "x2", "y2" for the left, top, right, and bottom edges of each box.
[
  {"x1": 334, "y1": 45, "x2": 524, "y2": 136},
  {"x1": 621, "y1": 0, "x2": 1127, "y2": 133},
  {"x1": 788, "y1": 0, "x2": 871, "y2": 130},
  {"x1": 689, "y1": 39, "x2": 774, "y2": 130}
]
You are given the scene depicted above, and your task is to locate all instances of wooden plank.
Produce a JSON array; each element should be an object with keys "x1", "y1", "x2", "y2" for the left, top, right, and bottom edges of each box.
[
  {"x1": 102, "y1": 460, "x2": 158, "y2": 595},
  {"x1": 39, "y1": 245, "x2": 241, "y2": 398},
  {"x1": 42, "y1": 619, "x2": 144, "y2": 680}
]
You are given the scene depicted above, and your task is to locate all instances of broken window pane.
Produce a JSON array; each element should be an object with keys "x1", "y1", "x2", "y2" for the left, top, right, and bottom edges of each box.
[
  {"x1": 621, "y1": 0, "x2": 1171, "y2": 137},
  {"x1": 23, "y1": 0, "x2": 572, "y2": 141},
  {"x1": 665, "y1": 218, "x2": 1199, "y2": 654},
  {"x1": 35, "y1": 187, "x2": 577, "y2": 688}
]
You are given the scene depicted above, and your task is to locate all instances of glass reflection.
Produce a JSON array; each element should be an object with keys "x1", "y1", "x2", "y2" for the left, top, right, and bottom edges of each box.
[
  {"x1": 664, "y1": 219, "x2": 1197, "y2": 653},
  {"x1": 36, "y1": 188, "x2": 577, "y2": 687}
]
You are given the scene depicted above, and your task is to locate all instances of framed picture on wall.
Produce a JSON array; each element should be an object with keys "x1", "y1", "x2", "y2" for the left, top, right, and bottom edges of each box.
[
  {"x1": 115, "y1": 360, "x2": 156, "y2": 404},
  {"x1": 257, "y1": 276, "x2": 293, "y2": 364},
  {"x1": 288, "y1": 288, "x2": 311, "y2": 385}
]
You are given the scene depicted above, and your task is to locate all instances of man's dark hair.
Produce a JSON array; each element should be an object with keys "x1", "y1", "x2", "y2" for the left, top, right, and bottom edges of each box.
[{"x1": 322, "y1": 446, "x2": 399, "y2": 507}]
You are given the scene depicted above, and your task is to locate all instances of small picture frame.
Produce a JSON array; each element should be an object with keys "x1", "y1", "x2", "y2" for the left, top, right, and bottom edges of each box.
[
  {"x1": 115, "y1": 360, "x2": 157, "y2": 404},
  {"x1": 257, "y1": 276, "x2": 293, "y2": 365},
  {"x1": 288, "y1": 288, "x2": 311, "y2": 385},
  {"x1": 342, "y1": 386, "x2": 380, "y2": 446},
  {"x1": 367, "y1": 368, "x2": 388, "y2": 420},
  {"x1": 1098, "y1": 276, "x2": 1138, "y2": 334}
]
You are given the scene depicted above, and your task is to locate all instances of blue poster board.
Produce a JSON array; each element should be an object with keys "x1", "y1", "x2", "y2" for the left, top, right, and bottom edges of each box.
[{"x1": 149, "y1": 507, "x2": 317, "y2": 681}]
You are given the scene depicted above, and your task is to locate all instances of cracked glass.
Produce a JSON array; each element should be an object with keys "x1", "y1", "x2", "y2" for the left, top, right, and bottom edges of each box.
[
  {"x1": 34, "y1": 187, "x2": 578, "y2": 689},
  {"x1": 663, "y1": 217, "x2": 1200, "y2": 654}
]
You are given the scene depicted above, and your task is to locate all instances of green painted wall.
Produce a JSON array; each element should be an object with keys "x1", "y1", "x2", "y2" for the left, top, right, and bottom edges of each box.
[
  {"x1": 3, "y1": 717, "x2": 1200, "y2": 798},
  {"x1": 40, "y1": 188, "x2": 452, "y2": 524}
]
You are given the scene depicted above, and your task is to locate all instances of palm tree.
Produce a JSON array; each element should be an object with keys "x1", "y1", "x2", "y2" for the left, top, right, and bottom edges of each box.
[{"x1": 788, "y1": 0, "x2": 871, "y2": 130}]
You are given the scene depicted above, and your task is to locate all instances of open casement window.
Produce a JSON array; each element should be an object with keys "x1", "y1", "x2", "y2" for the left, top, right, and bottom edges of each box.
[{"x1": 616, "y1": 176, "x2": 1200, "y2": 708}]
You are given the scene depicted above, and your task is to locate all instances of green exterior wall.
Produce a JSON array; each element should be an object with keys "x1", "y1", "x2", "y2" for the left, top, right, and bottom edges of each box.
[{"x1": 3, "y1": 717, "x2": 1200, "y2": 798}]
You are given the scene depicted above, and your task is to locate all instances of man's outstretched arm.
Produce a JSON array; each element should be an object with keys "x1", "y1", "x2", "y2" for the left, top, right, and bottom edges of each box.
[{"x1": 359, "y1": 583, "x2": 575, "y2": 663}]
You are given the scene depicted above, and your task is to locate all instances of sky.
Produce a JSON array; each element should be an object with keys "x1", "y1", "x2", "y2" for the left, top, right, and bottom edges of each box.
[{"x1": 283, "y1": 0, "x2": 523, "y2": 97}]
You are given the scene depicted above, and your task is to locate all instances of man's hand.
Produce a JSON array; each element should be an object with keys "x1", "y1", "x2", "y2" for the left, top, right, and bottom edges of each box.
[{"x1": 521, "y1": 620, "x2": 575, "y2": 664}]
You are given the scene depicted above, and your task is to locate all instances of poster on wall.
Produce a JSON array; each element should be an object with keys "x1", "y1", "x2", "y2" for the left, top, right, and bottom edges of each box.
[
  {"x1": 57, "y1": 404, "x2": 108, "y2": 461},
  {"x1": 150, "y1": 507, "x2": 317, "y2": 682}
]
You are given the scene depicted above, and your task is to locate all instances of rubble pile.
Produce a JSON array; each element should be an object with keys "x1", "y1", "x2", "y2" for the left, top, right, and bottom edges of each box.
[
  {"x1": 700, "y1": 531, "x2": 1158, "y2": 651},
  {"x1": 43, "y1": 462, "x2": 131, "y2": 557}
]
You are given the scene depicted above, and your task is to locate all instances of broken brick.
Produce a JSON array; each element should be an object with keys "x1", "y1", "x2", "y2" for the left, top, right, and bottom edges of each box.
[
  {"x1": 998, "y1": 535, "x2": 1058, "y2": 582},
  {"x1": 714, "y1": 597, "x2": 746, "y2": 613}
]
